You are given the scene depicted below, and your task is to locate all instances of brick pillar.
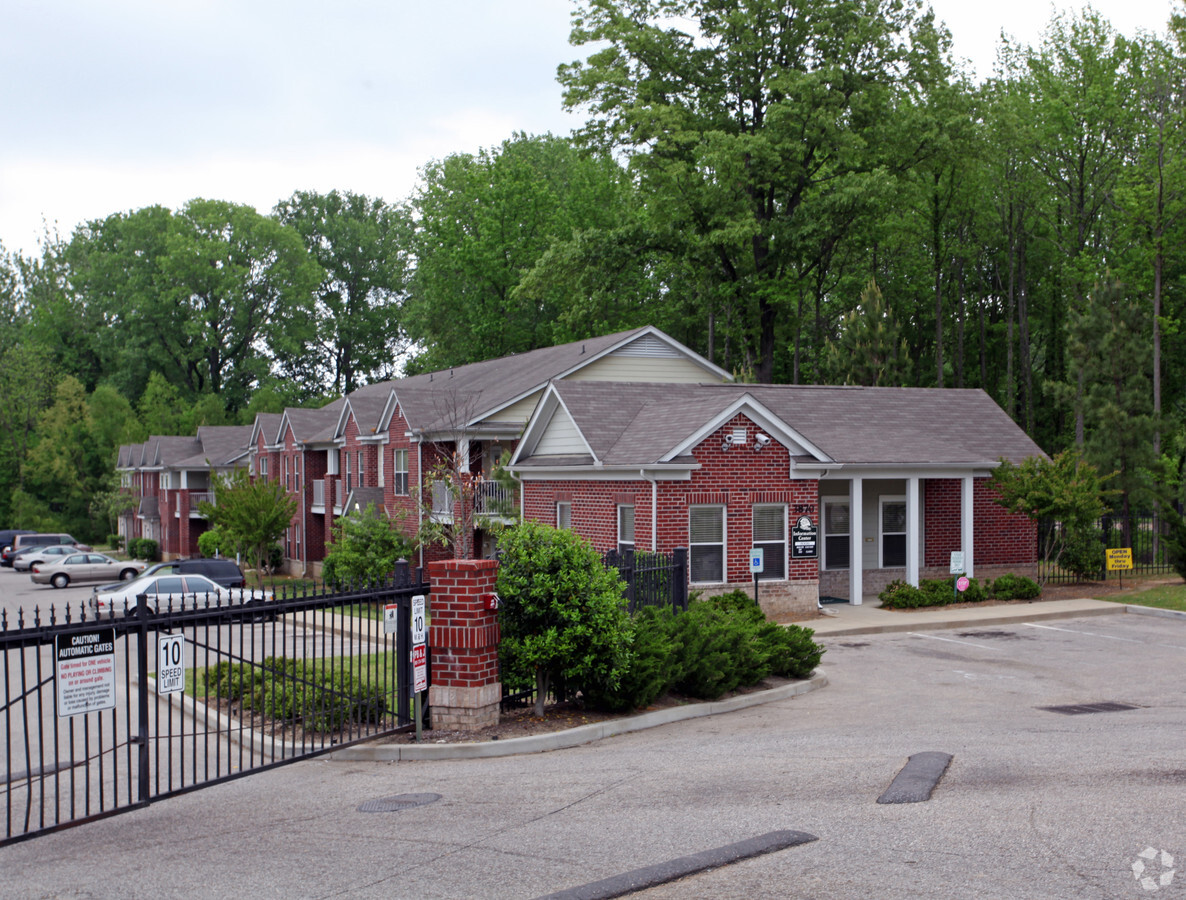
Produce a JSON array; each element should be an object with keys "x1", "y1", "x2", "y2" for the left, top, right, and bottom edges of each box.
[{"x1": 427, "y1": 558, "x2": 501, "y2": 731}]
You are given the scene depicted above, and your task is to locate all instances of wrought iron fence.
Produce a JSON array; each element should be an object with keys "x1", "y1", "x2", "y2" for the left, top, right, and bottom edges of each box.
[
  {"x1": 1, "y1": 569, "x2": 427, "y2": 846},
  {"x1": 603, "y1": 547, "x2": 689, "y2": 614},
  {"x1": 1039, "y1": 512, "x2": 1180, "y2": 584}
]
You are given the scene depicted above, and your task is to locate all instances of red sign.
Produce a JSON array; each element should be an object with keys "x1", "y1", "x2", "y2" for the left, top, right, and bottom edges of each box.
[
  {"x1": 412, "y1": 643, "x2": 427, "y2": 693},
  {"x1": 956, "y1": 576, "x2": 970, "y2": 592}
]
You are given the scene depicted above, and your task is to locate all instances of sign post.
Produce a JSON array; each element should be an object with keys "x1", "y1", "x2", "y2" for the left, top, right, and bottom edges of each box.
[
  {"x1": 411, "y1": 594, "x2": 427, "y2": 741},
  {"x1": 1106, "y1": 548, "x2": 1133, "y2": 588},
  {"x1": 950, "y1": 552, "x2": 966, "y2": 600},
  {"x1": 750, "y1": 548, "x2": 764, "y2": 607}
]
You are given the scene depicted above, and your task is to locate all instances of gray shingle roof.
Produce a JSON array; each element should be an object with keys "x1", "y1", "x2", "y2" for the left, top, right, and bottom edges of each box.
[
  {"x1": 349, "y1": 327, "x2": 670, "y2": 434},
  {"x1": 520, "y1": 382, "x2": 1045, "y2": 469}
]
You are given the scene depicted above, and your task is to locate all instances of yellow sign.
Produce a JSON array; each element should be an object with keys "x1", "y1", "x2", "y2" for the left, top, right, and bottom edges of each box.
[{"x1": 1105, "y1": 548, "x2": 1133, "y2": 571}]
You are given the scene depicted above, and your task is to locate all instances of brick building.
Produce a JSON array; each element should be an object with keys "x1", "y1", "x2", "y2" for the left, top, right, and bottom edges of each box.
[{"x1": 509, "y1": 381, "x2": 1045, "y2": 619}]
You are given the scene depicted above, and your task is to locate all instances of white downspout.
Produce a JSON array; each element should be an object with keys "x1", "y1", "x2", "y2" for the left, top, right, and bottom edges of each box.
[{"x1": 642, "y1": 469, "x2": 657, "y2": 551}]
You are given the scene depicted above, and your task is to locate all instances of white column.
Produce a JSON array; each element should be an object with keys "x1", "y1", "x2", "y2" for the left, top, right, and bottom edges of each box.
[
  {"x1": 849, "y1": 477, "x2": 864, "y2": 605},
  {"x1": 962, "y1": 474, "x2": 975, "y2": 578},
  {"x1": 907, "y1": 476, "x2": 920, "y2": 587}
]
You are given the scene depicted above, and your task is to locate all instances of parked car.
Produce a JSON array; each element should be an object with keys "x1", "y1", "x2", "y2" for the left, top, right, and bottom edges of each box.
[
  {"x1": 31, "y1": 553, "x2": 147, "y2": 588},
  {"x1": 2, "y1": 533, "x2": 88, "y2": 567},
  {"x1": 12, "y1": 544, "x2": 77, "y2": 572},
  {"x1": 90, "y1": 572, "x2": 270, "y2": 617},
  {"x1": 0, "y1": 529, "x2": 36, "y2": 560},
  {"x1": 93, "y1": 557, "x2": 246, "y2": 594}
]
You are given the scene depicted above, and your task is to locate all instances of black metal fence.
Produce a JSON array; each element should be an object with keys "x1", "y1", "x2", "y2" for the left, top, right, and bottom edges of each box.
[
  {"x1": 603, "y1": 547, "x2": 689, "y2": 614},
  {"x1": 1, "y1": 568, "x2": 427, "y2": 846},
  {"x1": 1039, "y1": 512, "x2": 1179, "y2": 584}
]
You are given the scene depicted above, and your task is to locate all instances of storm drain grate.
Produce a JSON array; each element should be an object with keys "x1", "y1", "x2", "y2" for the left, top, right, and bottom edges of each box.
[
  {"x1": 358, "y1": 793, "x2": 442, "y2": 813},
  {"x1": 1039, "y1": 702, "x2": 1140, "y2": 716}
]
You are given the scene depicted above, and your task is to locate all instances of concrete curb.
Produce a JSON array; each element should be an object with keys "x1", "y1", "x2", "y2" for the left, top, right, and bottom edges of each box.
[
  {"x1": 1124, "y1": 604, "x2": 1186, "y2": 622},
  {"x1": 807, "y1": 602, "x2": 1124, "y2": 637},
  {"x1": 328, "y1": 669, "x2": 828, "y2": 762}
]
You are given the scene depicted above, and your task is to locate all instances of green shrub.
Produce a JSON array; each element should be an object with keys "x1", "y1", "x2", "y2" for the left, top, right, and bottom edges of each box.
[
  {"x1": 758, "y1": 623, "x2": 824, "y2": 679},
  {"x1": 585, "y1": 606, "x2": 683, "y2": 712},
  {"x1": 197, "y1": 528, "x2": 226, "y2": 559},
  {"x1": 202, "y1": 661, "x2": 264, "y2": 701},
  {"x1": 267, "y1": 544, "x2": 283, "y2": 572},
  {"x1": 991, "y1": 573, "x2": 1041, "y2": 600},
  {"x1": 879, "y1": 576, "x2": 987, "y2": 608},
  {"x1": 1060, "y1": 525, "x2": 1103, "y2": 580},
  {"x1": 127, "y1": 538, "x2": 159, "y2": 561},
  {"x1": 107, "y1": 534, "x2": 123, "y2": 550},
  {"x1": 1162, "y1": 507, "x2": 1186, "y2": 582}
]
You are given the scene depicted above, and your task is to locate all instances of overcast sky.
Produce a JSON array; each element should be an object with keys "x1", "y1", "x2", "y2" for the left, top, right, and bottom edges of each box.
[{"x1": 1, "y1": 1, "x2": 1180, "y2": 257}]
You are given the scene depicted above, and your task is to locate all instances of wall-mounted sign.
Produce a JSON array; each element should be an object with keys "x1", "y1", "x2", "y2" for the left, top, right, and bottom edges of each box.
[{"x1": 791, "y1": 516, "x2": 818, "y2": 559}]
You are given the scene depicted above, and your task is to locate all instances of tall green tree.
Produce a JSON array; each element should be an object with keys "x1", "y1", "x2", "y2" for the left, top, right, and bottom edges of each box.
[
  {"x1": 405, "y1": 133, "x2": 633, "y2": 371},
  {"x1": 560, "y1": 0, "x2": 944, "y2": 383},
  {"x1": 274, "y1": 190, "x2": 411, "y2": 393},
  {"x1": 820, "y1": 279, "x2": 908, "y2": 386},
  {"x1": 67, "y1": 200, "x2": 323, "y2": 411}
]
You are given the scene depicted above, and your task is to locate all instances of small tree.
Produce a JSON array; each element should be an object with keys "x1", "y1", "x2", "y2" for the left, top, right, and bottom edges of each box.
[
  {"x1": 323, "y1": 502, "x2": 414, "y2": 585},
  {"x1": 198, "y1": 468, "x2": 296, "y2": 574},
  {"x1": 496, "y1": 521, "x2": 632, "y2": 717},
  {"x1": 988, "y1": 450, "x2": 1111, "y2": 584}
]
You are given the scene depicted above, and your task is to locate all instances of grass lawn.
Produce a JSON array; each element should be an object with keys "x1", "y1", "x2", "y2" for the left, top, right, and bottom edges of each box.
[
  {"x1": 1096, "y1": 581, "x2": 1186, "y2": 611},
  {"x1": 184, "y1": 649, "x2": 398, "y2": 699}
]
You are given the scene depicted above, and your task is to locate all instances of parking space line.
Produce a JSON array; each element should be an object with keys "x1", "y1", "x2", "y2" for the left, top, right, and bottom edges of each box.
[
  {"x1": 908, "y1": 632, "x2": 1000, "y2": 651},
  {"x1": 1023, "y1": 622, "x2": 1186, "y2": 652}
]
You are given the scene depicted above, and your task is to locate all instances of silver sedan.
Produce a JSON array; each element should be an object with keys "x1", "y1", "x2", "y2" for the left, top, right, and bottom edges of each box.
[
  {"x1": 30, "y1": 553, "x2": 147, "y2": 588},
  {"x1": 90, "y1": 572, "x2": 271, "y2": 616}
]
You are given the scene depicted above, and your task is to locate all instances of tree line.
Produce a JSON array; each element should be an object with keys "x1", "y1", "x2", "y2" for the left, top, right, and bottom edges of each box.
[{"x1": 2, "y1": 0, "x2": 1184, "y2": 540}]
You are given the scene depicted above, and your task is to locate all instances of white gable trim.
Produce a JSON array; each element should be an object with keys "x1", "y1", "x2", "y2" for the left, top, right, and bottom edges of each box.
[
  {"x1": 511, "y1": 383, "x2": 598, "y2": 465},
  {"x1": 663, "y1": 395, "x2": 832, "y2": 463}
]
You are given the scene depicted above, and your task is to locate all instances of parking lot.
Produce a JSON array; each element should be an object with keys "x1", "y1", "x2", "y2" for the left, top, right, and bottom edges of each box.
[
  {"x1": 2, "y1": 607, "x2": 1184, "y2": 899},
  {"x1": 0, "y1": 564, "x2": 96, "y2": 624}
]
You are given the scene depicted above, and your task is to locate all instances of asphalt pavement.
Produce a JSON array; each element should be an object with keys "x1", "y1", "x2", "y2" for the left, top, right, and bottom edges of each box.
[{"x1": 3, "y1": 595, "x2": 1184, "y2": 899}]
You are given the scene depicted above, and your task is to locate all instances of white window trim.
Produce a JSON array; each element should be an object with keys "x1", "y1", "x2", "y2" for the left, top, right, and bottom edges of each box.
[
  {"x1": 752, "y1": 503, "x2": 787, "y2": 580},
  {"x1": 689, "y1": 504, "x2": 727, "y2": 585},
  {"x1": 392, "y1": 449, "x2": 409, "y2": 495},
  {"x1": 617, "y1": 504, "x2": 635, "y2": 553},
  {"x1": 556, "y1": 501, "x2": 572, "y2": 529},
  {"x1": 822, "y1": 496, "x2": 851, "y2": 571},
  {"x1": 879, "y1": 495, "x2": 907, "y2": 569}
]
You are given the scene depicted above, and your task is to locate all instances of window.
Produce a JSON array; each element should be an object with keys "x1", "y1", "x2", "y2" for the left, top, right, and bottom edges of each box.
[
  {"x1": 689, "y1": 506, "x2": 725, "y2": 583},
  {"x1": 556, "y1": 501, "x2": 572, "y2": 529},
  {"x1": 880, "y1": 497, "x2": 907, "y2": 568},
  {"x1": 295, "y1": 524, "x2": 301, "y2": 559},
  {"x1": 752, "y1": 505, "x2": 786, "y2": 579},
  {"x1": 283, "y1": 455, "x2": 289, "y2": 491},
  {"x1": 344, "y1": 451, "x2": 352, "y2": 491},
  {"x1": 392, "y1": 449, "x2": 409, "y2": 495},
  {"x1": 823, "y1": 499, "x2": 850, "y2": 570},
  {"x1": 617, "y1": 505, "x2": 634, "y2": 554},
  {"x1": 294, "y1": 454, "x2": 301, "y2": 490},
  {"x1": 358, "y1": 450, "x2": 364, "y2": 488},
  {"x1": 259, "y1": 457, "x2": 268, "y2": 479}
]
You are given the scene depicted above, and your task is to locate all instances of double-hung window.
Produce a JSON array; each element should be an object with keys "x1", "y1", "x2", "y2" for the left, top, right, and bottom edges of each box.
[
  {"x1": 880, "y1": 497, "x2": 907, "y2": 568},
  {"x1": 690, "y1": 506, "x2": 725, "y2": 583},
  {"x1": 617, "y1": 505, "x2": 634, "y2": 554},
  {"x1": 752, "y1": 505, "x2": 786, "y2": 579},
  {"x1": 823, "y1": 499, "x2": 851, "y2": 570},
  {"x1": 557, "y1": 501, "x2": 572, "y2": 530},
  {"x1": 392, "y1": 449, "x2": 409, "y2": 495}
]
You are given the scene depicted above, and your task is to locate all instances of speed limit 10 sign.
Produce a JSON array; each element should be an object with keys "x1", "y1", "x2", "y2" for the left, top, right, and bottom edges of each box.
[
  {"x1": 411, "y1": 595, "x2": 426, "y2": 645},
  {"x1": 157, "y1": 634, "x2": 185, "y2": 695}
]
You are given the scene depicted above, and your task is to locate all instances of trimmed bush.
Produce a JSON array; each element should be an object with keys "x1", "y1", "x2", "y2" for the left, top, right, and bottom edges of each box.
[
  {"x1": 125, "y1": 537, "x2": 159, "y2": 561},
  {"x1": 584, "y1": 606, "x2": 683, "y2": 712},
  {"x1": 1060, "y1": 525, "x2": 1103, "y2": 580},
  {"x1": 759, "y1": 623, "x2": 824, "y2": 679},
  {"x1": 107, "y1": 534, "x2": 123, "y2": 550},
  {"x1": 879, "y1": 576, "x2": 987, "y2": 608},
  {"x1": 991, "y1": 573, "x2": 1040, "y2": 600}
]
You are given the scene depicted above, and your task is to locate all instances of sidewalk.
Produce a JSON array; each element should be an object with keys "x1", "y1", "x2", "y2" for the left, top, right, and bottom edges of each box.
[{"x1": 797, "y1": 596, "x2": 1128, "y2": 636}]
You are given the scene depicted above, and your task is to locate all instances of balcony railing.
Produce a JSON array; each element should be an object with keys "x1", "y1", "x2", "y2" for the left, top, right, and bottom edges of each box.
[
  {"x1": 188, "y1": 491, "x2": 215, "y2": 518},
  {"x1": 430, "y1": 479, "x2": 517, "y2": 522}
]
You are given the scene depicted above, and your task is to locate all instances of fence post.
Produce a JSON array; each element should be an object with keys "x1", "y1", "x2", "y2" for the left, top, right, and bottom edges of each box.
[
  {"x1": 135, "y1": 592, "x2": 150, "y2": 804},
  {"x1": 672, "y1": 547, "x2": 688, "y2": 612},
  {"x1": 426, "y1": 559, "x2": 501, "y2": 731}
]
